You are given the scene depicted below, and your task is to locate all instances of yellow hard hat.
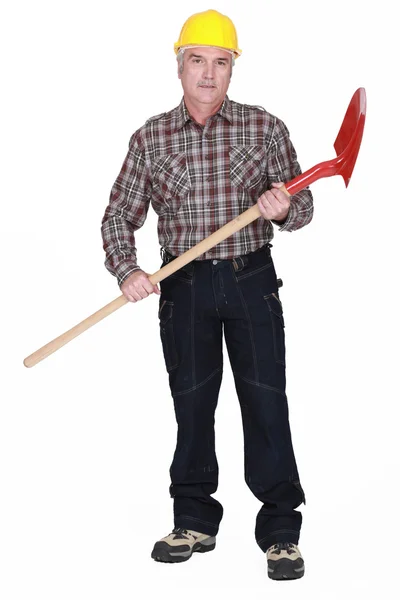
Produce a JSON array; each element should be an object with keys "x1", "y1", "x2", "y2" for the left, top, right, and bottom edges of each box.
[{"x1": 174, "y1": 9, "x2": 242, "y2": 58}]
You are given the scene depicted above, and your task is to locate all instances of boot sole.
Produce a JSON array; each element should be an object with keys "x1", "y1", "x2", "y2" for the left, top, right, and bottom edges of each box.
[
  {"x1": 268, "y1": 558, "x2": 305, "y2": 580},
  {"x1": 151, "y1": 540, "x2": 216, "y2": 563}
]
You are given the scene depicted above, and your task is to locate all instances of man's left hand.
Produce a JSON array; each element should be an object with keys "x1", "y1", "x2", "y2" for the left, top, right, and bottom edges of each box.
[{"x1": 257, "y1": 182, "x2": 290, "y2": 224}]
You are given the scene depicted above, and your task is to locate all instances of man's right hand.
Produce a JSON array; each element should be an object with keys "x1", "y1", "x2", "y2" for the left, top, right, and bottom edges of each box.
[{"x1": 121, "y1": 270, "x2": 161, "y2": 302}]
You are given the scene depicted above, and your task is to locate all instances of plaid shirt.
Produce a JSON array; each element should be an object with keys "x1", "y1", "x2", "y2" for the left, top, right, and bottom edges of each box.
[{"x1": 101, "y1": 96, "x2": 314, "y2": 285}]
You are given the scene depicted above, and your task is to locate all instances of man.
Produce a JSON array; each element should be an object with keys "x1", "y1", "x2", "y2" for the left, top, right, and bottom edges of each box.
[{"x1": 101, "y1": 9, "x2": 313, "y2": 580}]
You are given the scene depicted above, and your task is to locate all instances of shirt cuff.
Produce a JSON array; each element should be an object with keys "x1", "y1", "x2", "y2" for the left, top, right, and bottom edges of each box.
[{"x1": 116, "y1": 261, "x2": 142, "y2": 287}]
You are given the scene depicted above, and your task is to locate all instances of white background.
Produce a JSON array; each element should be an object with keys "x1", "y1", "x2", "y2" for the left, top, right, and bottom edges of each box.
[{"x1": 1, "y1": 0, "x2": 399, "y2": 598}]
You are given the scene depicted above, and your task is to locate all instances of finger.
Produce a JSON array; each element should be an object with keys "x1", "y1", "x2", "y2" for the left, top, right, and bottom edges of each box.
[
  {"x1": 122, "y1": 290, "x2": 136, "y2": 303},
  {"x1": 142, "y1": 273, "x2": 158, "y2": 295},
  {"x1": 153, "y1": 285, "x2": 161, "y2": 295},
  {"x1": 273, "y1": 182, "x2": 291, "y2": 199},
  {"x1": 127, "y1": 280, "x2": 149, "y2": 299},
  {"x1": 125, "y1": 284, "x2": 144, "y2": 301},
  {"x1": 266, "y1": 195, "x2": 282, "y2": 214},
  {"x1": 271, "y1": 181, "x2": 289, "y2": 196},
  {"x1": 263, "y1": 191, "x2": 276, "y2": 209},
  {"x1": 259, "y1": 190, "x2": 270, "y2": 205},
  {"x1": 137, "y1": 286, "x2": 149, "y2": 299},
  {"x1": 266, "y1": 193, "x2": 286, "y2": 219},
  {"x1": 270, "y1": 187, "x2": 286, "y2": 203},
  {"x1": 257, "y1": 195, "x2": 273, "y2": 219},
  {"x1": 142, "y1": 280, "x2": 155, "y2": 295},
  {"x1": 272, "y1": 187, "x2": 291, "y2": 206}
]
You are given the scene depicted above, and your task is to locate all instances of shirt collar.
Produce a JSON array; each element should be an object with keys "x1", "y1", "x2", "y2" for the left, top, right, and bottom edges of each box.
[
  {"x1": 173, "y1": 95, "x2": 233, "y2": 131},
  {"x1": 218, "y1": 96, "x2": 233, "y2": 124}
]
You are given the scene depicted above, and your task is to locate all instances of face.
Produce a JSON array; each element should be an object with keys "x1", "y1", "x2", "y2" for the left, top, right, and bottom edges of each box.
[{"x1": 178, "y1": 46, "x2": 232, "y2": 108}]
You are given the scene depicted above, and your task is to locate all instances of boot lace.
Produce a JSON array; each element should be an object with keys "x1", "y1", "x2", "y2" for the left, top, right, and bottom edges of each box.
[
  {"x1": 271, "y1": 542, "x2": 296, "y2": 555},
  {"x1": 171, "y1": 527, "x2": 192, "y2": 540}
]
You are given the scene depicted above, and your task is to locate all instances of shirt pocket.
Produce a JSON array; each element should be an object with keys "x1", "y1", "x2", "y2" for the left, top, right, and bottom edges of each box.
[
  {"x1": 152, "y1": 153, "x2": 191, "y2": 210},
  {"x1": 229, "y1": 145, "x2": 266, "y2": 190}
]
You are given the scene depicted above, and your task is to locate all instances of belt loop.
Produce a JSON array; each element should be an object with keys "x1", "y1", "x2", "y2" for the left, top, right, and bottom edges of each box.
[
  {"x1": 234, "y1": 256, "x2": 245, "y2": 272},
  {"x1": 160, "y1": 247, "x2": 172, "y2": 264}
]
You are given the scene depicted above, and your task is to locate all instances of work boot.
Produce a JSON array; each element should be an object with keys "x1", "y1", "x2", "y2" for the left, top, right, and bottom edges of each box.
[
  {"x1": 151, "y1": 527, "x2": 216, "y2": 563},
  {"x1": 266, "y1": 542, "x2": 305, "y2": 580}
]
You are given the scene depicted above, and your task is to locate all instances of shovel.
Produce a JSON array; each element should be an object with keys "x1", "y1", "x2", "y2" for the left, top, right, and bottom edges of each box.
[{"x1": 23, "y1": 87, "x2": 366, "y2": 368}]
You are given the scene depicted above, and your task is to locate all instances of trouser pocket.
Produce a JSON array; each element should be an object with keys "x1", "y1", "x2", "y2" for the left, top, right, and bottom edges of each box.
[
  {"x1": 159, "y1": 299, "x2": 179, "y2": 371},
  {"x1": 264, "y1": 293, "x2": 285, "y2": 366}
]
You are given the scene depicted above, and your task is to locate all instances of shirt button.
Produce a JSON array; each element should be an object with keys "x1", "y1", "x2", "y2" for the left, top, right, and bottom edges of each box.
[
  {"x1": 205, "y1": 155, "x2": 210, "y2": 160},
  {"x1": 207, "y1": 176, "x2": 212, "y2": 181}
]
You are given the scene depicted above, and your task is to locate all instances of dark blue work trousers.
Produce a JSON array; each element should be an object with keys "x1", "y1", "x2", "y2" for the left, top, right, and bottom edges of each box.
[{"x1": 158, "y1": 244, "x2": 305, "y2": 552}]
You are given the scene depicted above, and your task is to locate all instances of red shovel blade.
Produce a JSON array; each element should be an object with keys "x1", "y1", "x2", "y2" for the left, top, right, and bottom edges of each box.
[
  {"x1": 334, "y1": 87, "x2": 367, "y2": 187},
  {"x1": 286, "y1": 88, "x2": 366, "y2": 196}
]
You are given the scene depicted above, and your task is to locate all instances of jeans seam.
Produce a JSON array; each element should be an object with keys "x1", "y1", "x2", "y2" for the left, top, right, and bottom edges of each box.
[
  {"x1": 173, "y1": 366, "x2": 222, "y2": 397},
  {"x1": 191, "y1": 268, "x2": 196, "y2": 387},
  {"x1": 236, "y1": 373, "x2": 286, "y2": 398},
  {"x1": 235, "y1": 262, "x2": 272, "y2": 281},
  {"x1": 168, "y1": 275, "x2": 193, "y2": 284},
  {"x1": 235, "y1": 283, "x2": 258, "y2": 383}
]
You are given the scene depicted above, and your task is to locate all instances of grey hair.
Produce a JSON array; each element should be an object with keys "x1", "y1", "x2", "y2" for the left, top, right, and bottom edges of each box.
[
  {"x1": 177, "y1": 50, "x2": 185, "y2": 74},
  {"x1": 177, "y1": 48, "x2": 235, "y2": 75}
]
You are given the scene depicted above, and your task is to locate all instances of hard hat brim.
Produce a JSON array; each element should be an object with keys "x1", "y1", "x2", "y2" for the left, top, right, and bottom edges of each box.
[{"x1": 174, "y1": 43, "x2": 242, "y2": 58}]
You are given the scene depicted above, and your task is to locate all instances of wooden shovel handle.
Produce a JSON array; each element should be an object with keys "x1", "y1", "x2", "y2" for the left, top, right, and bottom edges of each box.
[
  {"x1": 24, "y1": 198, "x2": 275, "y2": 367},
  {"x1": 23, "y1": 295, "x2": 129, "y2": 367}
]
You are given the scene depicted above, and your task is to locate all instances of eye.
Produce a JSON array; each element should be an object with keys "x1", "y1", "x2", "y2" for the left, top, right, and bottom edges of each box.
[{"x1": 217, "y1": 61, "x2": 228, "y2": 67}]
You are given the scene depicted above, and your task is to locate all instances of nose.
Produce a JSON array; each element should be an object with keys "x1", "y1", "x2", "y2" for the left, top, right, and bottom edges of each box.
[{"x1": 202, "y1": 60, "x2": 215, "y2": 80}]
